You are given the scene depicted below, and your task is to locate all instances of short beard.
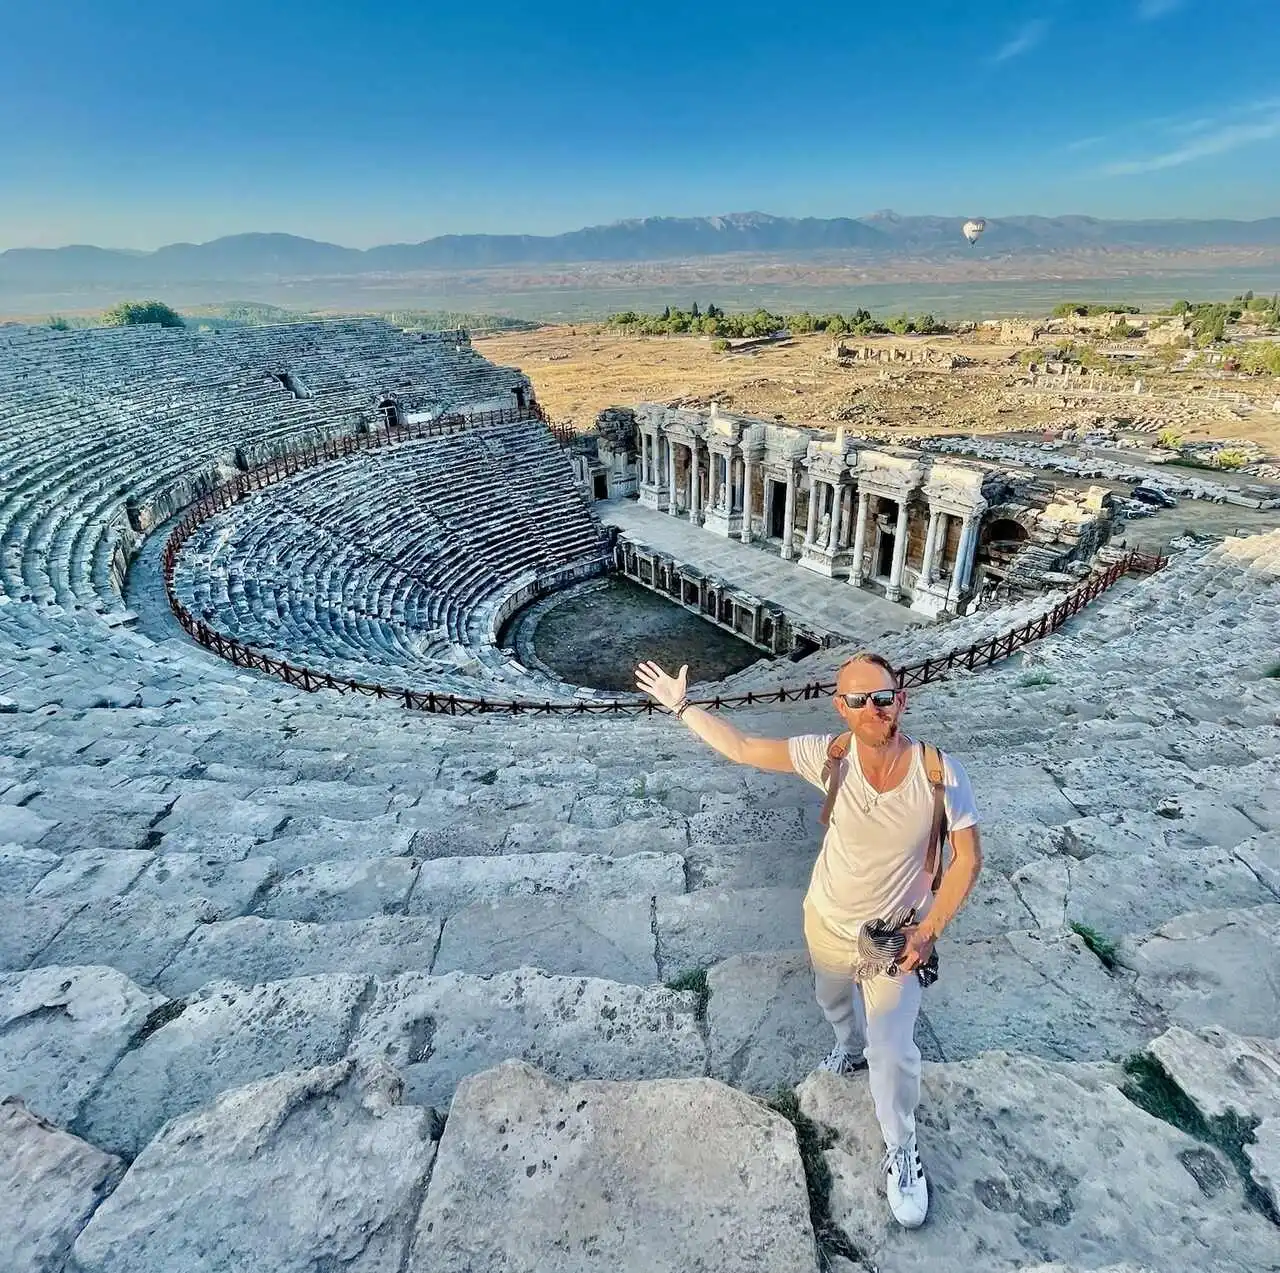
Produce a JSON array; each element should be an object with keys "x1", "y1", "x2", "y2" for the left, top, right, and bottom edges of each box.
[{"x1": 858, "y1": 718, "x2": 899, "y2": 749}]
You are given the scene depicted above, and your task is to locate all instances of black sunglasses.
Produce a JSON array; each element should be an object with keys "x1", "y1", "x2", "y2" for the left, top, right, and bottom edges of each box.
[{"x1": 839, "y1": 689, "x2": 898, "y2": 710}]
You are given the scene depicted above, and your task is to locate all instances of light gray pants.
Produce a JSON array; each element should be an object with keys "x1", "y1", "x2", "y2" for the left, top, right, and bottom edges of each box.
[{"x1": 813, "y1": 966, "x2": 923, "y2": 1150}]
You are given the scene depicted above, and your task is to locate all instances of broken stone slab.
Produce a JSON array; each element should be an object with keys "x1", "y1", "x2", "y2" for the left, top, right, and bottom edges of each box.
[
  {"x1": 1147, "y1": 1026, "x2": 1280, "y2": 1124},
  {"x1": 153, "y1": 791, "x2": 289, "y2": 841},
  {"x1": 567, "y1": 792, "x2": 685, "y2": 831},
  {"x1": 433, "y1": 896, "x2": 656, "y2": 984},
  {"x1": 73, "y1": 1060, "x2": 436, "y2": 1273},
  {"x1": 798, "y1": 1054, "x2": 1279, "y2": 1273},
  {"x1": 0, "y1": 898, "x2": 84, "y2": 972},
  {"x1": 655, "y1": 887, "x2": 805, "y2": 979},
  {"x1": 79, "y1": 973, "x2": 367, "y2": 1159},
  {"x1": 34, "y1": 895, "x2": 214, "y2": 989},
  {"x1": 262, "y1": 817, "x2": 417, "y2": 871},
  {"x1": 152, "y1": 829, "x2": 260, "y2": 862},
  {"x1": 0, "y1": 802, "x2": 58, "y2": 846},
  {"x1": 0, "y1": 1096, "x2": 125, "y2": 1273},
  {"x1": 127, "y1": 852, "x2": 276, "y2": 920},
  {"x1": 682, "y1": 836, "x2": 818, "y2": 891},
  {"x1": 258, "y1": 856, "x2": 419, "y2": 922},
  {"x1": 0, "y1": 842, "x2": 60, "y2": 895},
  {"x1": 246, "y1": 780, "x2": 396, "y2": 821},
  {"x1": 409, "y1": 1060, "x2": 817, "y2": 1273},
  {"x1": 925, "y1": 929, "x2": 1165, "y2": 1063},
  {"x1": 1117, "y1": 905, "x2": 1280, "y2": 1036},
  {"x1": 499, "y1": 819, "x2": 690, "y2": 858},
  {"x1": 941, "y1": 868, "x2": 1036, "y2": 943},
  {"x1": 350, "y1": 967, "x2": 707, "y2": 1110},
  {"x1": 1010, "y1": 843, "x2": 1275, "y2": 937},
  {"x1": 1234, "y1": 833, "x2": 1280, "y2": 899},
  {"x1": 685, "y1": 804, "x2": 807, "y2": 845},
  {"x1": 0, "y1": 965, "x2": 166, "y2": 1127},
  {"x1": 156, "y1": 915, "x2": 443, "y2": 997},
  {"x1": 408, "y1": 850, "x2": 686, "y2": 916},
  {"x1": 26, "y1": 787, "x2": 175, "y2": 852},
  {"x1": 29, "y1": 848, "x2": 155, "y2": 904},
  {"x1": 962, "y1": 760, "x2": 1084, "y2": 826}
]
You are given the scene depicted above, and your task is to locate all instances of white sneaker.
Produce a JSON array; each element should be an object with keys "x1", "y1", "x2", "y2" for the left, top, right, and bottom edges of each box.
[
  {"x1": 882, "y1": 1138, "x2": 928, "y2": 1228},
  {"x1": 816, "y1": 1045, "x2": 867, "y2": 1076}
]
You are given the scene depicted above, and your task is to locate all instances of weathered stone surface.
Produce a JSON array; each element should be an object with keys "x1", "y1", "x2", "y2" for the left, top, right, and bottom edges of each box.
[
  {"x1": 79, "y1": 974, "x2": 366, "y2": 1158},
  {"x1": 706, "y1": 951, "x2": 833, "y2": 1092},
  {"x1": 74, "y1": 1061, "x2": 436, "y2": 1273},
  {"x1": 261, "y1": 817, "x2": 416, "y2": 871},
  {"x1": 410, "y1": 1060, "x2": 817, "y2": 1273},
  {"x1": 942, "y1": 868, "x2": 1036, "y2": 942},
  {"x1": 1234, "y1": 833, "x2": 1280, "y2": 899},
  {"x1": 157, "y1": 915, "x2": 442, "y2": 995},
  {"x1": 26, "y1": 787, "x2": 174, "y2": 852},
  {"x1": 351, "y1": 968, "x2": 706, "y2": 1109},
  {"x1": 0, "y1": 898, "x2": 86, "y2": 973},
  {"x1": 433, "y1": 896, "x2": 656, "y2": 983},
  {"x1": 0, "y1": 965, "x2": 165, "y2": 1126},
  {"x1": 0, "y1": 1096, "x2": 124, "y2": 1273},
  {"x1": 153, "y1": 829, "x2": 259, "y2": 862},
  {"x1": 29, "y1": 848, "x2": 154, "y2": 903},
  {"x1": 408, "y1": 849, "x2": 685, "y2": 915},
  {"x1": 35, "y1": 895, "x2": 213, "y2": 988},
  {"x1": 128, "y1": 851, "x2": 276, "y2": 919},
  {"x1": 0, "y1": 841, "x2": 59, "y2": 894},
  {"x1": 153, "y1": 791, "x2": 289, "y2": 841},
  {"x1": 501, "y1": 819, "x2": 690, "y2": 858},
  {"x1": 683, "y1": 835, "x2": 817, "y2": 891},
  {"x1": 656, "y1": 887, "x2": 804, "y2": 977},
  {"x1": 965, "y1": 761, "x2": 1084, "y2": 826},
  {"x1": 1010, "y1": 844, "x2": 1274, "y2": 937},
  {"x1": 1148, "y1": 1026, "x2": 1280, "y2": 1123},
  {"x1": 686, "y1": 804, "x2": 807, "y2": 845},
  {"x1": 1118, "y1": 905, "x2": 1280, "y2": 1036},
  {"x1": 0, "y1": 801, "x2": 58, "y2": 845},
  {"x1": 259, "y1": 856, "x2": 418, "y2": 921},
  {"x1": 799, "y1": 1054, "x2": 1278, "y2": 1272},
  {"x1": 926, "y1": 929, "x2": 1165, "y2": 1062},
  {"x1": 1245, "y1": 1117, "x2": 1279, "y2": 1214}
]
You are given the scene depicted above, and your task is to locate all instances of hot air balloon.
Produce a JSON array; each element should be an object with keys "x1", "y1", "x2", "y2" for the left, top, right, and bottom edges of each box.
[{"x1": 962, "y1": 218, "x2": 987, "y2": 247}]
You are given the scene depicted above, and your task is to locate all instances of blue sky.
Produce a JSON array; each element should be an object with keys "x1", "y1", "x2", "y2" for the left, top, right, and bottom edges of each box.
[{"x1": 1, "y1": 0, "x2": 1277, "y2": 250}]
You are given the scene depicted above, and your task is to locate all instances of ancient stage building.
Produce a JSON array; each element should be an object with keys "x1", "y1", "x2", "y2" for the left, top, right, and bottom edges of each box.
[{"x1": 581, "y1": 404, "x2": 1113, "y2": 617}]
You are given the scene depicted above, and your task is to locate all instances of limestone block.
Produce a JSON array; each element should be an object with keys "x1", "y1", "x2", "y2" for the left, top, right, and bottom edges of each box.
[
  {"x1": 247, "y1": 780, "x2": 395, "y2": 821},
  {"x1": 0, "y1": 1097, "x2": 125, "y2": 1273},
  {"x1": 79, "y1": 974, "x2": 367, "y2": 1158},
  {"x1": 1147, "y1": 1026, "x2": 1280, "y2": 1123},
  {"x1": 433, "y1": 896, "x2": 656, "y2": 983},
  {"x1": 409, "y1": 850, "x2": 685, "y2": 916},
  {"x1": 0, "y1": 842, "x2": 59, "y2": 895},
  {"x1": 127, "y1": 851, "x2": 276, "y2": 919},
  {"x1": 687, "y1": 804, "x2": 807, "y2": 845},
  {"x1": 350, "y1": 968, "x2": 706, "y2": 1109},
  {"x1": 926, "y1": 929, "x2": 1164, "y2": 1062},
  {"x1": 35, "y1": 895, "x2": 214, "y2": 989},
  {"x1": 74, "y1": 1061, "x2": 436, "y2": 1273},
  {"x1": 684, "y1": 836, "x2": 818, "y2": 891},
  {"x1": 409, "y1": 1061, "x2": 816, "y2": 1273},
  {"x1": 25, "y1": 787, "x2": 175, "y2": 852},
  {"x1": 1117, "y1": 905, "x2": 1280, "y2": 1036},
  {"x1": 264, "y1": 818, "x2": 417, "y2": 871},
  {"x1": 154, "y1": 791, "x2": 289, "y2": 840},
  {"x1": 960, "y1": 761, "x2": 1082, "y2": 827},
  {"x1": 799, "y1": 1055, "x2": 1278, "y2": 1272},
  {"x1": 260, "y1": 856, "x2": 419, "y2": 921},
  {"x1": 0, "y1": 802, "x2": 58, "y2": 845},
  {"x1": 943, "y1": 868, "x2": 1036, "y2": 942},
  {"x1": 29, "y1": 848, "x2": 154, "y2": 903},
  {"x1": 0, "y1": 899, "x2": 82, "y2": 971},
  {"x1": 153, "y1": 829, "x2": 259, "y2": 862},
  {"x1": 1010, "y1": 843, "x2": 1274, "y2": 936},
  {"x1": 1234, "y1": 833, "x2": 1280, "y2": 898},
  {"x1": 157, "y1": 915, "x2": 443, "y2": 996},
  {"x1": 0, "y1": 965, "x2": 166, "y2": 1126},
  {"x1": 500, "y1": 819, "x2": 689, "y2": 858},
  {"x1": 656, "y1": 887, "x2": 805, "y2": 977}
]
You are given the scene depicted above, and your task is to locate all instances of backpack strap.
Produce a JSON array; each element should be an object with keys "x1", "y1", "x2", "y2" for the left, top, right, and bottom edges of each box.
[
  {"x1": 921, "y1": 741, "x2": 949, "y2": 893},
  {"x1": 818, "y1": 732, "x2": 852, "y2": 828}
]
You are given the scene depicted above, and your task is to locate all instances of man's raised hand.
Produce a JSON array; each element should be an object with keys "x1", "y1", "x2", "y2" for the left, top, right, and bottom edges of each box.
[{"x1": 635, "y1": 660, "x2": 687, "y2": 712}]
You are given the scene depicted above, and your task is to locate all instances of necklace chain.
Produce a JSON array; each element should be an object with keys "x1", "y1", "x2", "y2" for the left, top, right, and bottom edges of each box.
[{"x1": 849, "y1": 739, "x2": 910, "y2": 816}]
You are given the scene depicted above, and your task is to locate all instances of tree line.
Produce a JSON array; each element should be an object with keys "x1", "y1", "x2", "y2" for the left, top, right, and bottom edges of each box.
[{"x1": 603, "y1": 305, "x2": 947, "y2": 339}]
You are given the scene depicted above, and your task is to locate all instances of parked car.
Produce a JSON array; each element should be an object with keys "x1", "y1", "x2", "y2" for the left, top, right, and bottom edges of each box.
[{"x1": 1130, "y1": 485, "x2": 1178, "y2": 509}]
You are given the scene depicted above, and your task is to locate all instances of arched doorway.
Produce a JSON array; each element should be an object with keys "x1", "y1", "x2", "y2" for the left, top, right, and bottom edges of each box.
[{"x1": 979, "y1": 517, "x2": 1030, "y2": 571}]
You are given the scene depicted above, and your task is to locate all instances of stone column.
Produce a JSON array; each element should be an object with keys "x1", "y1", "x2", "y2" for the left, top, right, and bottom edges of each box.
[
  {"x1": 831, "y1": 481, "x2": 845, "y2": 552},
  {"x1": 805, "y1": 477, "x2": 820, "y2": 547},
  {"x1": 740, "y1": 453, "x2": 754, "y2": 542},
  {"x1": 886, "y1": 498, "x2": 910, "y2": 602},
  {"x1": 849, "y1": 490, "x2": 870, "y2": 585},
  {"x1": 921, "y1": 507, "x2": 943, "y2": 586},
  {"x1": 781, "y1": 469, "x2": 797, "y2": 560},
  {"x1": 689, "y1": 442, "x2": 701, "y2": 524},
  {"x1": 666, "y1": 435, "x2": 678, "y2": 516},
  {"x1": 947, "y1": 514, "x2": 979, "y2": 606}
]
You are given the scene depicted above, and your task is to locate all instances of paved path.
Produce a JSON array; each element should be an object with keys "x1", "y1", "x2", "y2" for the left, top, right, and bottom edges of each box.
[{"x1": 600, "y1": 503, "x2": 913, "y2": 644}]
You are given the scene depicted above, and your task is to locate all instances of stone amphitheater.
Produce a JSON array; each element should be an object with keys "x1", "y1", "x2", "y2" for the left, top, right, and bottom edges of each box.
[{"x1": 1, "y1": 319, "x2": 1278, "y2": 1273}]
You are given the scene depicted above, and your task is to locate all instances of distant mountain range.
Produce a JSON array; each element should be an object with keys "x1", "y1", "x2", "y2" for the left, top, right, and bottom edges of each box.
[{"x1": 5, "y1": 211, "x2": 1280, "y2": 288}]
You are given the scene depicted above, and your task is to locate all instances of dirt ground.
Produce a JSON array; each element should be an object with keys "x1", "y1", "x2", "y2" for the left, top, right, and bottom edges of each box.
[{"x1": 476, "y1": 327, "x2": 1280, "y2": 456}]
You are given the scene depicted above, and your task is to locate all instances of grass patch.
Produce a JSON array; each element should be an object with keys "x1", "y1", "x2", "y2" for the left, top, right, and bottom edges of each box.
[
  {"x1": 1016, "y1": 671, "x2": 1057, "y2": 688},
  {"x1": 1069, "y1": 921, "x2": 1118, "y2": 970},
  {"x1": 1121, "y1": 1053, "x2": 1278, "y2": 1224},
  {"x1": 766, "y1": 1088, "x2": 867, "y2": 1270},
  {"x1": 664, "y1": 968, "x2": 710, "y2": 1018}
]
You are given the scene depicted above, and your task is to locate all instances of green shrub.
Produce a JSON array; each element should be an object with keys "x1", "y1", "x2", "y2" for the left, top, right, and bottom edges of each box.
[
  {"x1": 711, "y1": 338, "x2": 731, "y2": 353},
  {"x1": 1069, "y1": 921, "x2": 1117, "y2": 969}
]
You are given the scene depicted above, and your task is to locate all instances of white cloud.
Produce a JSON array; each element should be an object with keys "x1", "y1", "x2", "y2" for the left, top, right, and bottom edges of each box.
[
  {"x1": 1101, "y1": 107, "x2": 1280, "y2": 174},
  {"x1": 1138, "y1": 0, "x2": 1184, "y2": 18},
  {"x1": 991, "y1": 19, "x2": 1048, "y2": 63}
]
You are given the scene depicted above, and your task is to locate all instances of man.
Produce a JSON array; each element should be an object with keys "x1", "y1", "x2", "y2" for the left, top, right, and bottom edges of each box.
[{"x1": 635, "y1": 650, "x2": 982, "y2": 1229}]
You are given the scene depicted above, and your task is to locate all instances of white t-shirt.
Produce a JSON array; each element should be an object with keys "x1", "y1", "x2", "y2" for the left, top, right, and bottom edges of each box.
[{"x1": 788, "y1": 733, "x2": 980, "y2": 941}]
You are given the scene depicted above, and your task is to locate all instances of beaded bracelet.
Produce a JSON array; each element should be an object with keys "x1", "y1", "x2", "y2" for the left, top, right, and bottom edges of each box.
[{"x1": 671, "y1": 696, "x2": 691, "y2": 720}]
